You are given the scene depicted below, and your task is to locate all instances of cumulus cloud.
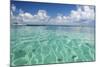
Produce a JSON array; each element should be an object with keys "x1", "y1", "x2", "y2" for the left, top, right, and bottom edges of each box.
[
  {"x1": 11, "y1": 4, "x2": 95, "y2": 26},
  {"x1": 11, "y1": 4, "x2": 16, "y2": 12},
  {"x1": 70, "y1": 6, "x2": 95, "y2": 22},
  {"x1": 11, "y1": 7, "x2": 50, "y2": 24}
]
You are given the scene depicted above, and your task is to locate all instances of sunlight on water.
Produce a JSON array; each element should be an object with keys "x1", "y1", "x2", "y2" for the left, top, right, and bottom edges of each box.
[{"x1": 11, "y1": 25, "x2": 95, "y2": 66}]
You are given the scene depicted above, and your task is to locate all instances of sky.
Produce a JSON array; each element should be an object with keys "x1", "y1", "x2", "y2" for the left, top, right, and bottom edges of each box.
[{"x1": 11, "y1": 1, "x2": 95, "y2": 25}]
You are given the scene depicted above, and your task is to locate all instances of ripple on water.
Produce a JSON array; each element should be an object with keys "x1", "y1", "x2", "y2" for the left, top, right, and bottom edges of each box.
[
  {"x1": 80, "y1": 44, "x2": 93, "y2": 61},
  {"x1": 13, "y1": 58, "x2": 28, "y2": 66},
  {"x1": 11, "y1": 26, "x2": 95, "y2": 65},
  {"x1": 13, "y1": 50, "x2": 26, "y2": 60}
]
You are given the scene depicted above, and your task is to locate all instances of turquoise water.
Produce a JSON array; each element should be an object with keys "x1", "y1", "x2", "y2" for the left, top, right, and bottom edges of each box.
[{"x1": 11, "y1": 25, "x2": 95, "y2": 66}]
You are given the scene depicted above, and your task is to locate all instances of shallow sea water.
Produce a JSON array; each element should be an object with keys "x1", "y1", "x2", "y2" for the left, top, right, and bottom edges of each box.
[{"x1": 10, "y1": 25, "x2": 95, "y2": 66}]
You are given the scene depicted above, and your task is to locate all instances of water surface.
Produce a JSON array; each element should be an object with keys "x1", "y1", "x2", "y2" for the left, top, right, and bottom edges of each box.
[{"x1": 11, "y1": 25, "x2": 95, "y2": 66}]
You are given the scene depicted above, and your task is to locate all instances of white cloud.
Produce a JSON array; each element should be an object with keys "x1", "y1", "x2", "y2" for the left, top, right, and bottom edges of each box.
[
  {"x1": 11, "y1": 4, "x2": 16, "y2": 12},
  {"x1": 32, "y1": 10, "x2": 50, "y2": 23},
  {"x1": 48, "y1": 5, "x2": 95, "y2": 25},
  {"x1": 11, "y1": 9, "x2": 50, "y2": 25},
  {"x1": 70, "y1": 6, "x2": 95, "y2": 22},
  {"x1": 48, "y1": 14, "x2": 70, "y2": 25},
  {"x1": 11, "y1": 5, "x2": 95, "y2": 25}
]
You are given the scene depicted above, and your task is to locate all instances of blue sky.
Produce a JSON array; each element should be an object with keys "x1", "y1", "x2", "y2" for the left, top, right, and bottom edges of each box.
[
  {"x1": 11, "y1": 1, "x2": 95, "y2": 25},
  {"x1": 11, "y1": 1, "x2": 77, "y2": 16}
]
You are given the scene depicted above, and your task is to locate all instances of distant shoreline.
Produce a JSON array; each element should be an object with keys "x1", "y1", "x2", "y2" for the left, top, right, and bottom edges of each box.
[{"x1": 11, "y1": 24, "x2": 95, "y2": 27}]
